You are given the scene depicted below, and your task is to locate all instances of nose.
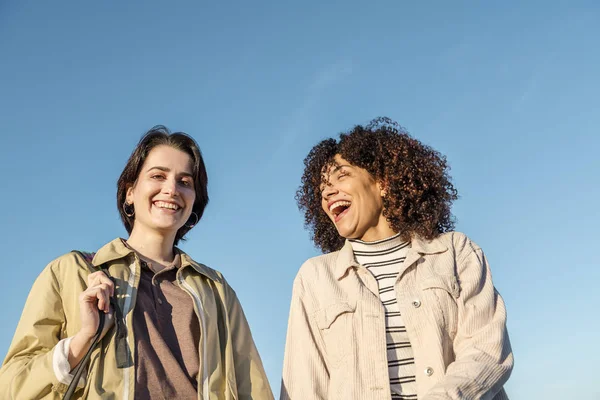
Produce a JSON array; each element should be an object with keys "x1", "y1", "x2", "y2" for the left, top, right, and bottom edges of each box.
[
  {"x1": 162, "y1": 177, "x2": 179, "y2": 196},
  {"x1": 321, "y1": 183, "x2": 338, "y2": 200}
]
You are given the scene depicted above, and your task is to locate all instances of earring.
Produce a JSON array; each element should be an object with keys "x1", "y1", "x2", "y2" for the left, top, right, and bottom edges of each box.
[
  {"x1": 123, "y1": 202, "x2": 135, "y2": 217},
  {"x1": 184, "y1": 212, "x2": 199, "y2": 228}
]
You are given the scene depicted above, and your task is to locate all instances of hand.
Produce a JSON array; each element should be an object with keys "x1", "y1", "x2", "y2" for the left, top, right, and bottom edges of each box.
[{"x1": 68, "y1": 271, "x2": 114, "y2": 370}]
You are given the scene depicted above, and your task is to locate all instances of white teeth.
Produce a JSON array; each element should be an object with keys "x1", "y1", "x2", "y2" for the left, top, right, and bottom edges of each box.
[
  {"x1": 155, "y1": 201, "x2": 180, "y2": 210},
  {"x1": 329, "y1": 200, "x2": 351, "y2": 213}
]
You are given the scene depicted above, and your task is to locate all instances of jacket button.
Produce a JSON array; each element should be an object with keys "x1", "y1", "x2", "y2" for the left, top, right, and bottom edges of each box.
[
  {"x1": 412, "y1": 299, "x2": 421, "y2": 308},
  {"x1": 425, "y1": 367, "x2": 434, "y2": 376}
]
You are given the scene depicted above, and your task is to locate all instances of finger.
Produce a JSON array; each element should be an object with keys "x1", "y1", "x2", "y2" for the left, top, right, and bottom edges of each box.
[
  {"x1": 88, "y1": 272, "x2": 111, "y2": 286},
  {"x1": 97, "y1": 293, "x2": 106, "y2": 312},
  {"x1": 88, "y1": 274, "x2": 115, "y2": 297},
  {"x1": 102, "y1": 276, "x2": 115, "y2": 297},
  {"x1": 97, "y1": 283, "x2": 111, "y2": 313},
  {"x1": 80, "y1": 285, "x2": 110, "y2": 312},
  {"x1": 80, "y1": 286, "x2": 100, "y2": 302},
  {"x1": 87, "y1": 271, "x2": 106, "y2": 286},
  {"x1": 98, "y1": 275, "x2": 114, "y2": 297}
]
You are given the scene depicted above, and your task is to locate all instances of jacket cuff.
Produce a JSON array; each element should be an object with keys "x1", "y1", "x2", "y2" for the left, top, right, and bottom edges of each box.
[{"x1": 53, "y1": 337, "x2": 87, "y2": 388}]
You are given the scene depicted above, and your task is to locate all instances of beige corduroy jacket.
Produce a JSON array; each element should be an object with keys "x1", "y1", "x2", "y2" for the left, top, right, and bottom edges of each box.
[{"x1": 281, "y1": 232, "x2": 513, "y2": 400}]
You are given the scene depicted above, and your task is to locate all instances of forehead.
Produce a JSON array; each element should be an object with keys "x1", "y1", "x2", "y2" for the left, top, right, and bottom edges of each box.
[
  {"x1": 144, "y1": 145, "x2": 193, "y2": 172},
  {"x1": 322, "y1": 154, "x2": 351, "y2": 175},
  {"x1": 320, "y1": 155, "x2": 356, "y2": 188}
]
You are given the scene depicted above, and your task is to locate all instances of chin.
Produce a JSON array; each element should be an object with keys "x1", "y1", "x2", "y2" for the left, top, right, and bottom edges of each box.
[
  {"x1": 335, "y1": 227, "x2": 355, "y2": 240},
  {"x1": 150, "y1": 222, "x2": 183, "y2": 234}
]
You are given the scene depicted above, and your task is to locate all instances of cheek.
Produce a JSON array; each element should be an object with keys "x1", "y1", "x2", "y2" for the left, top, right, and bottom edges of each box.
[
  {"x1": 134, "y1": 181, "x2": 157, "y2": 197},
  {"x1": 321, "y1": 201, "x2": 329, "y2": 215},
  {"x1": 362, "y1": 186, "x2": 384, "y2": 213},
  {"x1": 183, "y1": 189, "x2": 196, "y2": 207}
]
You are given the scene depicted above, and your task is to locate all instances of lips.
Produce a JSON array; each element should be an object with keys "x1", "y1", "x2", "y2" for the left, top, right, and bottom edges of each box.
[
  {"x1": 328, "y1": 200, "x2": 351, "y2": 222},
  {"x1": 153, "y1": 200, "x2": 181, "y2": 211},
  {"x1": 334, "y1": 206, "x2": 350, "y2": 222}
]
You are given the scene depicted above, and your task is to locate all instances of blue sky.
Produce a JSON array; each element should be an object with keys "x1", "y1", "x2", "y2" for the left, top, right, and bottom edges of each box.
[{"x1": 1, "y1": 1, "x2": 599, "y2": 398}]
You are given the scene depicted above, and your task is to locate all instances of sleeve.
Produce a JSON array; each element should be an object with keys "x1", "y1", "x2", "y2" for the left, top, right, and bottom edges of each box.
[
  {"x1": 0, "y1": 263, "x2": 77, "y2": 399},
  {"x1": 53, "y1": 337, "x2": 86, "y2": 388},
  {"x1": 280, "y1": 275, "x2": 329, "y2": 400},
  {"x1": 423, "y1": 241, "x2": 514, "y2": 400},
  {"x1": 225, "y1": 282, "x2": 275, "y2": 400}
]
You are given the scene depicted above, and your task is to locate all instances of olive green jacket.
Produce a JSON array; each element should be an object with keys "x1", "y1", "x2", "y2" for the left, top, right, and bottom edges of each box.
[{"x1": 0, "y1": 238, "x2": 274, "y2": 400}]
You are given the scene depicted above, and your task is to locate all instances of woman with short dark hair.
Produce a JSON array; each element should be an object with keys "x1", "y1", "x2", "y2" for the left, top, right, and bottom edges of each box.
[
  {"x1": 281, "y1": 117, "x2": 513, "y2": 399},
  {"x1": 1, "y1": 126, "x2": 274, "y2": 399}
]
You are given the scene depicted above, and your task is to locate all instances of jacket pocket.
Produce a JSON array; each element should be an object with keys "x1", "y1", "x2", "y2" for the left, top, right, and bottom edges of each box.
[
  {"x1": 314, "y1": 301, "x2": 356, "y2": 368},
  {"x1": 419, "y1": 275, "x2": 459, "y2": 299},
  {"x1": 419, "y1": 274, "x2": 459, "y2": 338}
]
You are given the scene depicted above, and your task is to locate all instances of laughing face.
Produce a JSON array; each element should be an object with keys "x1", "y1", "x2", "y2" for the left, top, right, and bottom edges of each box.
[
  {"x1": 321, "y1": 154, "x2": 396, "y2": 242},
  {"x1": 125, "y1": 145, "x2": 196, "y2": 238}
]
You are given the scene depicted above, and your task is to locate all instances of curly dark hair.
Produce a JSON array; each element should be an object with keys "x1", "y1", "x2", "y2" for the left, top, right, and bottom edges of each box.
[{"x1": 296, "y1": 117, "x2": 458, "y2": 253}]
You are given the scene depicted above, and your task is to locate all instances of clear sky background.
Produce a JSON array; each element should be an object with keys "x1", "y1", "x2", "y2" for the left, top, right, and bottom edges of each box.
[{"x1": 1, "y1": 1, "x2": 599, "y2": 398}]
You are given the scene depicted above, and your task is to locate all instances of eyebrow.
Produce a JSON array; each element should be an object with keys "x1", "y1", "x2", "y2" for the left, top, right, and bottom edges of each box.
[
  {"x1": 320, "y1": 164, "x2": 352, "y2": 187},
  {"x1": 328, "y1": 164, "x2": 352, "y2": 174},
  {"x1": 147, "y1": 166, "x2": 193, "y2": 178}
]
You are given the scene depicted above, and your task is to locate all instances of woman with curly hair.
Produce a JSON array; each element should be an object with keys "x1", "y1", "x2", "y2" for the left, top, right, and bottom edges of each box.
[{"x1": 281, "y1": 118, "x2": 513, "y2": 400}]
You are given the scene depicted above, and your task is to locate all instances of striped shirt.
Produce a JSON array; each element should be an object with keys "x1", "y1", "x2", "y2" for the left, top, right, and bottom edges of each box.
[{"x1": 349, "y1": 234, "x2": 417, "y2": 400}]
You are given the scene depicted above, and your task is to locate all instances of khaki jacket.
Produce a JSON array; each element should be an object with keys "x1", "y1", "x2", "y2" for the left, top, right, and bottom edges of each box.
[
  {"x1": 0, "y1": 238, "x2": 274, "y2": 400},
  {"x1": 281, "y1": 232, "x2": 513, "y2": 400}
]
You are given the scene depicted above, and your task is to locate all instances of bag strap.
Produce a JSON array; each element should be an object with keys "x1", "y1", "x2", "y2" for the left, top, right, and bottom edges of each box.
[{"x1": 63, "y1": 310, "x2": 105, "y2": 400}]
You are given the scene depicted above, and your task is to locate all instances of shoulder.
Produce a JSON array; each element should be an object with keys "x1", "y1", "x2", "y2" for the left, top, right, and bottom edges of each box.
[
  {"x1": 295, "y1": 250, "x2": 341, "y2": 284},
  {"x1": 416, "y1": 232, "x2": 487, "y2": 276},
  {"x1": 28, "y1": 251, "x2": 91, "y2": 295},
  {"x1": 190, "y1": 259, "x2": 226, "y2": 283},
  {"x1": 45, "y1": 251, "x2": 92, "y2": 275},
  {"x1": 432, "y1": 231, "x2": 483, "y2": 256},
  {"x1": 178, "y1": 251, "x2": 228, "y2": 286}
]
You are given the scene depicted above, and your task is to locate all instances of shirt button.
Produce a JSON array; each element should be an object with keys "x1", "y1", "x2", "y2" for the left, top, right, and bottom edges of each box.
[
  {"x1": 157, "y1": 297, "x2": 163, "y2": 305},
  {"x1": 412, "y1": 299, "x2": 422, "y2": 308},
  {"x1": 425, "y1": 367, "x2": 434, "y2": 376}
]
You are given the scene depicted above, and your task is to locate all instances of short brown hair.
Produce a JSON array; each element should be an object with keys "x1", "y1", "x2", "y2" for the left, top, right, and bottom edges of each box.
[
  {"x1": 117, "y1": 126, "x2": 209, "y2": 245},
  {"x1": 296, "y1": 117, "x2": 458, "y2": 253}
]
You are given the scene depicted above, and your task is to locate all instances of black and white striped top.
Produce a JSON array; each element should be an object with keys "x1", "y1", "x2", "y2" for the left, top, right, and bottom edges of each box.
[{"x1": 349, "y1": 234, "x2": 417, "y2": 400}]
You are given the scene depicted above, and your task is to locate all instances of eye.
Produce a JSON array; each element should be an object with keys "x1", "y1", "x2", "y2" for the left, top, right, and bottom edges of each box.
[
  {"x1": 179, "y1": 179, "x2": 193, "y2": 187},
  {"x1": 151, "y1": 174, "x2": 165, "y2": 180},
  {"x1": 338, "y1": 170, "x2": 348, "y2": 179}
]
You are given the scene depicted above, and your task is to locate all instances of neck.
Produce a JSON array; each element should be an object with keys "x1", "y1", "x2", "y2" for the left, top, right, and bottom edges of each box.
[
  {"x1": 358, "y1": 218, "x2": 398, "y2": 242},
  {"x1": 126, "y1": 226, "x2": 177, "y2": 266}
]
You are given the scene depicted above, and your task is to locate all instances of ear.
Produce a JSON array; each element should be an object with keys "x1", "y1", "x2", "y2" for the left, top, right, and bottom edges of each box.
[
  {"x1": 377, "y1": 180, "x2": 387, "y2": 197},
  {"x1": 125, "y1": 184, "x2": 135, "y2": 205}
]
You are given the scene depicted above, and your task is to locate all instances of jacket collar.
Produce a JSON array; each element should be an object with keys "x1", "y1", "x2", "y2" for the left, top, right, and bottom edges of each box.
[
  {"x1": 334, "y1": 234, "x2": 448, "y2": 280},
  {"x1": 334, "y1": 241, "x2": 360, "y2": 280},
  {"x1": 410, "y1": 235, "x2": 448, "y2": 255},
  {"x1": 92, "y1": 238, "x2": 220, "y2": 282}
]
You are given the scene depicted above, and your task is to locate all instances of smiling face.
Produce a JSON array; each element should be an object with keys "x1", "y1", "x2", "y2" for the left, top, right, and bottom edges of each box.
[
  {"x1": 320, "y1": 154, "x2": 396, "y2": 242},
  {"x1": 125, "y1": 145, "x2": 196, "y2": 239}
]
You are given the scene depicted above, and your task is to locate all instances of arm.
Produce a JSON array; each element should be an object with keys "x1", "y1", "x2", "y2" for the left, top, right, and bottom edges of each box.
[
  {"x1": 423, "y1": 241, "x2": 513, "y2": 400},
  {"x1": 280, "y1": 275, "x2": 329, "y2": 400},
  {"x1": 0, "y1": 264, "x2": 69, "y2": 399},
  {"x1": 225, "y1": 283, "x2": 275, "y2": 400},
  {"x1": 0, "y1": 260, "x2": 113, "y2": 399}
]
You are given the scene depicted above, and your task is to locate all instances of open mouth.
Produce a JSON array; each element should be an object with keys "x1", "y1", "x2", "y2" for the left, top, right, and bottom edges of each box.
[
  {"x1": 329, "y1": 200, "x2": 351, "y2": 222},
  {"x1": 153, "y1": 201, "x2": 181, "y2": 212}
]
